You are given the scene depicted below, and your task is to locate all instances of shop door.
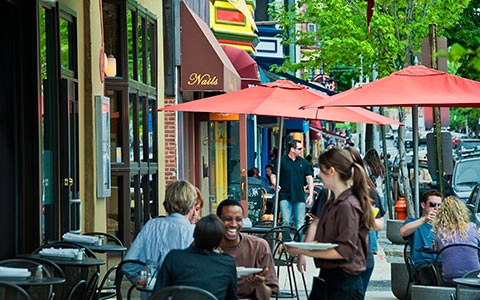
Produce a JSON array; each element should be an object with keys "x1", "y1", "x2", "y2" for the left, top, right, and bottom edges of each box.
[
  {"x1": 198, "y1": 117, "x2": 247, "y2": 213},
  {"x1": 40, "y1": 7, "x2": 79, "y2": 241},
  {"x1": 60, "y1": 79, "x2": 80, "y2": 233}
]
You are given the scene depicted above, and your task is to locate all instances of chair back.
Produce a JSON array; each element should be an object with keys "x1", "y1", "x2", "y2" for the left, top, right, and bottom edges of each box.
[
  {"x1": 85, "y1": 272, "x2": 100, "y2": 300},
  {"x1": 0, "y1": 281, "x2": 32, "y2": 300},
  {"x1": 147, "y1": 285, "x2": 218, "y2": 300},
  {"x1": 114, "y1": 259, "x2": 148, "y2": 300},
  {"x1": 95, "y1": 265, "x2": 118, "y2": 300},
  {"x1": 462, "y1": 268, "x2": 480, "y2": 278},
  {"x1": 66, "y1": 279, "x2": 87, "y2": 300},
  {"x1": 433, "y1": 243, "x2": 480, "y2": 285}
]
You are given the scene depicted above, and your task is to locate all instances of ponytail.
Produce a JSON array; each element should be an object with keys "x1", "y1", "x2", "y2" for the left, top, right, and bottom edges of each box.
[{"x1": 351, "y1": 163, "x2": 375, "y2": 229}]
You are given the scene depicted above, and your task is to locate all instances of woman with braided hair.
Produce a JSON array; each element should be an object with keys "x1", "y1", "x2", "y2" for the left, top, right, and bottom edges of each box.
[
  {"x1": 286, "y1": 148, "x2": 376, "y2": 300},
  {"x1": 432, "y1": 196, "x2": 480, "y2": 285}
]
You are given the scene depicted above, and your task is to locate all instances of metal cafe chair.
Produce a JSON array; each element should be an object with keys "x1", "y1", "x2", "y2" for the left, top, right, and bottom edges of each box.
[
  {"x1": 0, "y1": 281, "x2": 32, "y2": 300},
  {"x1": 114, "y1": 259, "x2": 149, "y2": 300},
  {"x1": 147, "y1": 285, "x2": 218, "y2": 300},
  {"x1": 262, "y1": 226, "x2": 301, "y2": 300}
]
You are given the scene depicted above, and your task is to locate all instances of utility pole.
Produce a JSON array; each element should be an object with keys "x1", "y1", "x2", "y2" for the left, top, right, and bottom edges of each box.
[{"x1": 429, "y1": 24, "x2": 446, "y2": 196}]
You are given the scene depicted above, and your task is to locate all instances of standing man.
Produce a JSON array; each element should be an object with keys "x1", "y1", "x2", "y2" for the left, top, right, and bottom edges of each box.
[
  {"x1": 279, "y1": 139, "x2": 314, "y2": 233},
  {"x1": 400, "y1": 190, "x2": 443, "y2": 266},
  {"x1": 217, "y1": 199, "x2": 279, "y2": 300}
]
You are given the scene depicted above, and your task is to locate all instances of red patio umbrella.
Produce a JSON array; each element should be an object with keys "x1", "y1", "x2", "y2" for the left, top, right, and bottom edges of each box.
[
  {"x1": 303, "y1": 65, "x2": 480, "y2": 108},
  {"x1": 160, "y1": 80, "x2": 402, "y2": 125},
  {"x1": 160, "y1": 79, "x2": 401, "y2": 226},
  {"x1": 302, "y1": 65, "x2": 480, "y2": 217}
]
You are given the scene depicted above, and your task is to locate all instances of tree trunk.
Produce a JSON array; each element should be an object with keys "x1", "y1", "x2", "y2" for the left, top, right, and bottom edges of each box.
[{"x1": 397, "y1": 109, "x2": 415, "y2": 217}]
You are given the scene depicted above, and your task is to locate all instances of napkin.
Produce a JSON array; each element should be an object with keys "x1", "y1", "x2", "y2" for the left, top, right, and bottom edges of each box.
[
  {"x1": 62, "y1": 232, "x2": 99, "y2": 244},
  {"x1": 0, "y1": 266, "x2": 31, "y2": 278},
  {"x1": 39, "y1": 247, "x2": 80, "y2": 259}
]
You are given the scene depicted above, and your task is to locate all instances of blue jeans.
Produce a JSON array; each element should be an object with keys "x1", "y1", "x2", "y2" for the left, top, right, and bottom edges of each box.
[{"x1": 279, "y1": 200, "x2": 306, "y2": 231}]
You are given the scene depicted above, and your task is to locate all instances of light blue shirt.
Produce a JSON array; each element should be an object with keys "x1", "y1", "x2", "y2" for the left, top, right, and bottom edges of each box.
[{"x1": 123, "y1": 213, "x2": 195, "y2": 290}]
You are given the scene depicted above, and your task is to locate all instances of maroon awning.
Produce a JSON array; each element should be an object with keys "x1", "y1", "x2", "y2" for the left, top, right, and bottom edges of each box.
[
  {"x1": 221, "y1": 45, "x2": 260, "y2": 89},
  {"x1": 181, "y1": 2, "x2": 241, "y2": 93}
]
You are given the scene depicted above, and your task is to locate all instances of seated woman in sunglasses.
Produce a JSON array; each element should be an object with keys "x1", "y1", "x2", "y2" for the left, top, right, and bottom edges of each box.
[{"x1": 400, "y1": 190, "x2": 443, "y2": 266}]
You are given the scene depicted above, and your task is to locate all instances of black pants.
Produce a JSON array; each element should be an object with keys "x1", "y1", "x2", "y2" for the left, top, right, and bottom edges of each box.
[{"x1": 309, "y1": 268, "x2": 364, "y2": 300}]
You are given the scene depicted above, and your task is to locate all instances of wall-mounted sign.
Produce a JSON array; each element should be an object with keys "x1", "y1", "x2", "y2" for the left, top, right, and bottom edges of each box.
[
  {"x1": 95, "y1": 95, "x2": 111, "y2": 198},
  {"x1": 210, "y1": 113, "x2": 239, "y2": 121},
  {"x1": 186, "y1": 73, "x2": 219, "y2": 87}
]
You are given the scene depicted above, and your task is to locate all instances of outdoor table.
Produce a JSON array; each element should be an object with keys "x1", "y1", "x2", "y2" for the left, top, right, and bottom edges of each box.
[
  {"x1": 25, "y1": 254, "x2": 105, "y2": 298},
  {"x1": 25, "y1": 254, "x2": 105, "y2": 268},
  {"x1": 0, "y1": 276, "x2": 65, "y2": 286},
  {"x1": 75, "y1": 243, "x2": 127, "y2": 254},
  {"x1": 453, "y1": 278, "x2": 480, "y2": 288},
  {"x1": 241, "y1": 227, "x2": 272, "y2": 235},
  {"x1": 453, "y1": 277, "x2": 480, "y2": 299},
  {"x1": 0, "y1": 276, "x2": 66, "y2": 300}
]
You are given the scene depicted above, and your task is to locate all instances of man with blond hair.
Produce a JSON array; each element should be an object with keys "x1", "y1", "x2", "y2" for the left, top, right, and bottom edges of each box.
[{"x1": 124, "y1": 180, "x2": 200, "y2": 298}]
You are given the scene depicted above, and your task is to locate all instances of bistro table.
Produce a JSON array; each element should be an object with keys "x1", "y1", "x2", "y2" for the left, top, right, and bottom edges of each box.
[
  {"x1": 0, "y1": 276, "x2": 66, "y2": 300},
  {"x1": 453, "y1": 277, "x2": 480, "y2": 300},
  {"x1": 25, "y1": 254, "x2": 105, "y2": 268},
  {"x1": 25, "y1": 253, "x2": 105, "y2": 298},
  {"x1": 0, "y1": 276, "x2": 66, "y2": 286},
  {"x1": 72, "y1": 242, "x2": 127, "y2": 254},
  {"x1": 240, "y1": 226, "x2": 272, "y2": 235},
  {"x1": 453, "y1": 278, "x2": 480, "y2": 288}
]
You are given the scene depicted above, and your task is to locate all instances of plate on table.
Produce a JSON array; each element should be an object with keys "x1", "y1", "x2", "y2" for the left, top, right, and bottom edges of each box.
[
  {"x1": 236, "y1": 267, "x2": 263, "y2": 277},
  {"x1": 283, "y1": 242, "x2": 338, "y2": 250},
  {"x1": 0, "y1": 275, "x2": 31, "y2": 280}
]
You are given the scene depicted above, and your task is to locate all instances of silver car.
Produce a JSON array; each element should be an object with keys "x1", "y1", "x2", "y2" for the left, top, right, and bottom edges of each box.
[{"x1": 452, "y1": 156, "x2": 480, "y2": 202}]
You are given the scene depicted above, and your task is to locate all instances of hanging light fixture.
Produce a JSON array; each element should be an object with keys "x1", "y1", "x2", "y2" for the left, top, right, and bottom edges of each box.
[{"x1": 105, "y1": 54, "x2": 117, "y2": 77}]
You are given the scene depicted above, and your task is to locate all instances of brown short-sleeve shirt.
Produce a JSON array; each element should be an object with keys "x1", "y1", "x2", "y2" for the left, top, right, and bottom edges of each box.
[
  {"x1": 313, "y1": 188, "x2": 368, "y2": 275},
  {"x1": 222, "y1": 233, "x2": 279, "y2": 299}
]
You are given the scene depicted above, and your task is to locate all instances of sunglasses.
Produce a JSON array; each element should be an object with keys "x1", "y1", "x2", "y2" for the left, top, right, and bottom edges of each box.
[
  {"x1": 428, "y1": 202, "x2": 441, "y2": 208},
  {"x1": 296, "y1": 147, "x2": 303, "y2": 150}
]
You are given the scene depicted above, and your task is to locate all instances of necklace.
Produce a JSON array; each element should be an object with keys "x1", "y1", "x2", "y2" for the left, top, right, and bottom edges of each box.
[{"x1": 223, "y1": 234, "x2": 243, "y2": 249}]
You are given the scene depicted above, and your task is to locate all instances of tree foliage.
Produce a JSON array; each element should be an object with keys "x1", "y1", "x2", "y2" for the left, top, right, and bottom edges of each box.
[{"x1": 270, "y1": 0, "x2": 471, "y2": 79}]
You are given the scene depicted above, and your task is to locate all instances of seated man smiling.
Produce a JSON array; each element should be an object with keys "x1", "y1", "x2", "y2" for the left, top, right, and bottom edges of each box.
[{"x1": 216, "y1": 199, "x2": 279, "y2": 300}]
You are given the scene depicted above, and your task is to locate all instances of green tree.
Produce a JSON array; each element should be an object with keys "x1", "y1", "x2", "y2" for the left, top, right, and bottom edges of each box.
[
  {"x1": 271, "y1": 0, "x2": 470, "y2": 79},
  {"x1": 442, "y1": 0, "x2": 480, "y2": 136},
  {"x1": 271, "y1": 0, "x2": 471, "y2": 217}
]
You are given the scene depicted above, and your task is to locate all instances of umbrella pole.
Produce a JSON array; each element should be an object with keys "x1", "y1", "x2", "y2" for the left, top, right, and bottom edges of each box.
[
  {"x1": 273, "y1": 117, "x2": 284, "y2": 228},
  {"x1": 413, "y1": 105, "x2": 420, "y2": 218}
]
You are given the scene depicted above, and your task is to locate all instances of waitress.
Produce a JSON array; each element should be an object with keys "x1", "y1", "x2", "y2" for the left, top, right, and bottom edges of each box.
[{"x1": 286, "y1": 148, "x2": 375, "y2": 300}]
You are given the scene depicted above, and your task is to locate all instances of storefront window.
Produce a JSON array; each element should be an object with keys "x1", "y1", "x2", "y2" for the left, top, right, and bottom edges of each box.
[
  {"x1": 105, "y1": 0, "x2": 158, "y2": 243},
  {"x1": 108, "y1": 90, "x2": 122, "y2": 163},
  {"x1": 138, "y1": 15, "x2": 144, "y2": 83},
  {"x1": 59, "y1": 18, "x2": 71, "y2": 70},
  {"x1": 127, "y1": 9, "x2": 134, "y2": 80}
]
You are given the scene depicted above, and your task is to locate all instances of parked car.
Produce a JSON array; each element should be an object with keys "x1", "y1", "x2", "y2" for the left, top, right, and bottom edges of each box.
[
  {"x1": 454, "y1": 139, "x2": 480, "y2": 159},
  {"x1": 451, "y1": 156, "x2": 480, "y2": 202},
  {"x1": 465, "y1": 183, "x2": 480, "y2": 227},
  {"x1": 394, "y1": 132, "x2": 413, "y2": 148}
]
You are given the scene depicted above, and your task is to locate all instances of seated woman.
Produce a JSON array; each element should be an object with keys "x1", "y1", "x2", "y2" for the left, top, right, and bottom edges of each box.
[
  {"x1": 154, "y1": 214, "x2": 238, "y2": 300},
  {"x1": 432, "y1": 196, "x2": 480, "y2": 285}
]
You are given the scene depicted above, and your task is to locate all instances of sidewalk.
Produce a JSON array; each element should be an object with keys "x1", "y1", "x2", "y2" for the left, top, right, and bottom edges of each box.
[{"x1": 277, "y1": 228, "x2": 402, "y2": 299}]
